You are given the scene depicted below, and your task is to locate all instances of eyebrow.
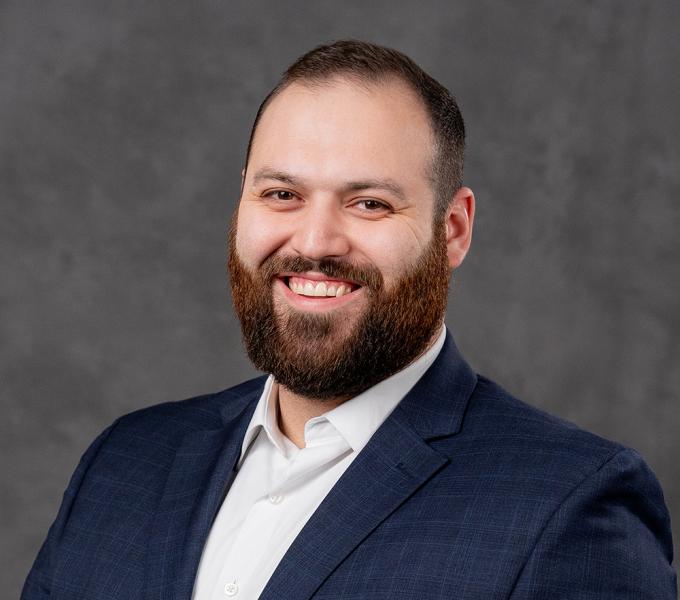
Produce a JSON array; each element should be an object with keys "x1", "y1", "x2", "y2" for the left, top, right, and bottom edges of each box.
[
  {"x1": 252, "y1": 169, "x2": 299, "y2": 187},
  {"x1": 251, "y1": 168, "x2": 408, "y2": 203}
]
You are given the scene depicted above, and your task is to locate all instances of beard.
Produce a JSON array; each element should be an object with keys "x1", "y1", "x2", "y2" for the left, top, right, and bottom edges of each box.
[{"x1": 227, "y1": 218, "x2": 451, "y2": 400}]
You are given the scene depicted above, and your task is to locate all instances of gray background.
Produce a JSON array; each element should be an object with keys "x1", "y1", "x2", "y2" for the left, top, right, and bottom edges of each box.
[{"x1": 2, "y1": 1, "x2": 678, "y2": 597}]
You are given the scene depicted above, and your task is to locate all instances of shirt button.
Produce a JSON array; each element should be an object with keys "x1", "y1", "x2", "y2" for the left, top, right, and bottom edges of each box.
[
  {"x1": 224, "y1": 581, "x2": 239, "y2": 596},
  {"x1": 268, "y1": 493, "x2": 284, "y2": 504}
]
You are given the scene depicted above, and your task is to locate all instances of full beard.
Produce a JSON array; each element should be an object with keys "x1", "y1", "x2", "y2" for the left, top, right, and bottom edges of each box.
[{"x1": 227, "y1": 219, "x2": 451, "y2": 400}]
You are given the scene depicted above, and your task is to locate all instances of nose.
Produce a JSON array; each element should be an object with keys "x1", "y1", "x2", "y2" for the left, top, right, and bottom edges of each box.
[{"x1": 288, "y1": 201, "x2": 351, "y2": 260}]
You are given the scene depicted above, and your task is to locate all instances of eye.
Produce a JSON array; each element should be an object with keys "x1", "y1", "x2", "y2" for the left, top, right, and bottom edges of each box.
[
  {"x1": 354, "y1": 199, "x2": 390, "y2": 212},
  {"x1": 265, "y1": 189, "x2": 297, "y2": 201}
]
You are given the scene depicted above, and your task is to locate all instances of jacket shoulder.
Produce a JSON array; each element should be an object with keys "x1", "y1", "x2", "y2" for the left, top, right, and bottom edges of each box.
[
  {"x1": 110, "y1": 375, "x2": 267, "y2": 441},
  {"x1": 65, "y1": 376, "x2": 266, "y2": 512},
  {"x1": 450, "y1": 373, "x2": 628, "y2": 482},
  {"x1": 75, "y1": 376, "x2": 266, "y2": 483}
]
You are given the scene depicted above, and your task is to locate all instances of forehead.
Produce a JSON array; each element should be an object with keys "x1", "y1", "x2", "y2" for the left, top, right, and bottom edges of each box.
[{"x1": 247, "y1": 77, "x2": 435, "y2": 196}]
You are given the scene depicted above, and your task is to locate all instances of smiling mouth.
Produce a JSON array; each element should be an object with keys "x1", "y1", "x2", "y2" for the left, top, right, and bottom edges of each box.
[{"x1": 281, "y1": 275, "x2": 361, "y2": 298}]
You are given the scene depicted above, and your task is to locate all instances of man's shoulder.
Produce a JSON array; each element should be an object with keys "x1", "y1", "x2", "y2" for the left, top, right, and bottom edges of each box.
[
  {"x1": 61, "y1": 376, "x2": 266, "y2": 499},
  {"x1": 451, "y1": 372, "x2": 634, "y2": 484},
  {"x1": 104, "y1": 375, "x2": 267, "y2": 448}
]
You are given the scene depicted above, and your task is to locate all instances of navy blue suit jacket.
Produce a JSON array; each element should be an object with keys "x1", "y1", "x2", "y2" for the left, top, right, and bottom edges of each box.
[{"x1": 23, "y1": 332, "x2": 676, "y2": 599}]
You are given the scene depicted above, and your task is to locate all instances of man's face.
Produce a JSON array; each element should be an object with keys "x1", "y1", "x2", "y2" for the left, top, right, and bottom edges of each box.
[{"x1": 229, "y1": 77, "x2": 451, "y2": 399}]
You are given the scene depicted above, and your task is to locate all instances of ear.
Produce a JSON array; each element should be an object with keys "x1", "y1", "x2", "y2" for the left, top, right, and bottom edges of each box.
[{"x1": 445, "y1": 186, "x2": 475, "y2": 269}]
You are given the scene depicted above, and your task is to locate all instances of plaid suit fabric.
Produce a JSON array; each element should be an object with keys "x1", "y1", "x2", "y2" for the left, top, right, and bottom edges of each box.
[{"x1": 23, "y1": 333, "x2": 676, "y2": 599}]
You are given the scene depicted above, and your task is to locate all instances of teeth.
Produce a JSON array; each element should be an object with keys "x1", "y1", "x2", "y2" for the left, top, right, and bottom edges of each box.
[{"x1": 287, "y1": 277, "x2": 354, "y2": 298}]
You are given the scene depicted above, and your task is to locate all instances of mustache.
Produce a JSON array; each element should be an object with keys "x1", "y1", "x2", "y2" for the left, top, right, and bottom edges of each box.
[{"x1": 260, "y1": 254, "x2": 383, "y2": 290}]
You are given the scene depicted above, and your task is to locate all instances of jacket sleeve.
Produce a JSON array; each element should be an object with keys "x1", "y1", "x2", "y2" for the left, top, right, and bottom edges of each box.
[
  {"x1": 21, "y1": 422, "x2": 118, "y2": 600},
  {"x1": 509, "y1": 448, "x2": 677, "y2": 599}
]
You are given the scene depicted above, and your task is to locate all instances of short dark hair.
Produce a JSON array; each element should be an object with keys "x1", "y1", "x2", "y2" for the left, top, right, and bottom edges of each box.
[{"x1": 243, "y1": 39, "x2": 465, "y2": 219}]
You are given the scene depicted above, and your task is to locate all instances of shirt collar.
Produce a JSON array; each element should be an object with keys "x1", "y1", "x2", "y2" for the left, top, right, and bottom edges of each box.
[
  {"x1": 238, "y1": 324, "x2": 447, "y2": 463},
  {"x1": 238, "y1": 376, "x2": 290, "y2": 467}
]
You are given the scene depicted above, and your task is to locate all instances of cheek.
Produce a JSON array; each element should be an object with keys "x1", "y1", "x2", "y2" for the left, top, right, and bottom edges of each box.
[
  {"x1": 235, "y1": 205, "x2": 288, "y2": 268},
  {"x1": 359, "y1": 228, "x2": 428, "y2": 280}
]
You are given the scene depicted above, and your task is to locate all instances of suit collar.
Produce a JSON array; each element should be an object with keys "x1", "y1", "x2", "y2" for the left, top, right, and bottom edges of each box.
[{"x1": 393, "y1": 328, "x2": 477, "y2": 439}]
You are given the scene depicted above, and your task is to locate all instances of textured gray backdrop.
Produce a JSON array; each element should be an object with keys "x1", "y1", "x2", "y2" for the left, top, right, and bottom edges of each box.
[{"x1": 2, "y1": 1, "x2": 678, "y2": 597}]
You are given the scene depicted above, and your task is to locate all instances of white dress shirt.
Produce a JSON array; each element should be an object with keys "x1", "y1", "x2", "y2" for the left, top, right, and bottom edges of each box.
[{"x1": 192, "y1": 326, "x2": 446, "y2": 600}]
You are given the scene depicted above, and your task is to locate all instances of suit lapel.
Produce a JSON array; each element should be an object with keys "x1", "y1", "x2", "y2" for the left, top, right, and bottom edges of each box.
[
  {"x1": 145, "y1": 385, "x2": 262, "y2": 600},
  {"x1": 260, "y1": 332, "x2": 477, "y2": 600}
]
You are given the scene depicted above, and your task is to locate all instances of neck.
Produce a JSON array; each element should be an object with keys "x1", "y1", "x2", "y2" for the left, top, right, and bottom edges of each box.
[{"x1": 277, "y1": 388, "x2": 349, "y2": 448}]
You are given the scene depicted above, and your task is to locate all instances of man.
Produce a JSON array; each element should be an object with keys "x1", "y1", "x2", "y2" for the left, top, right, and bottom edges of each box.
[{"x1": 23, "y1": 40, "x2": 676, "y2": 599}]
